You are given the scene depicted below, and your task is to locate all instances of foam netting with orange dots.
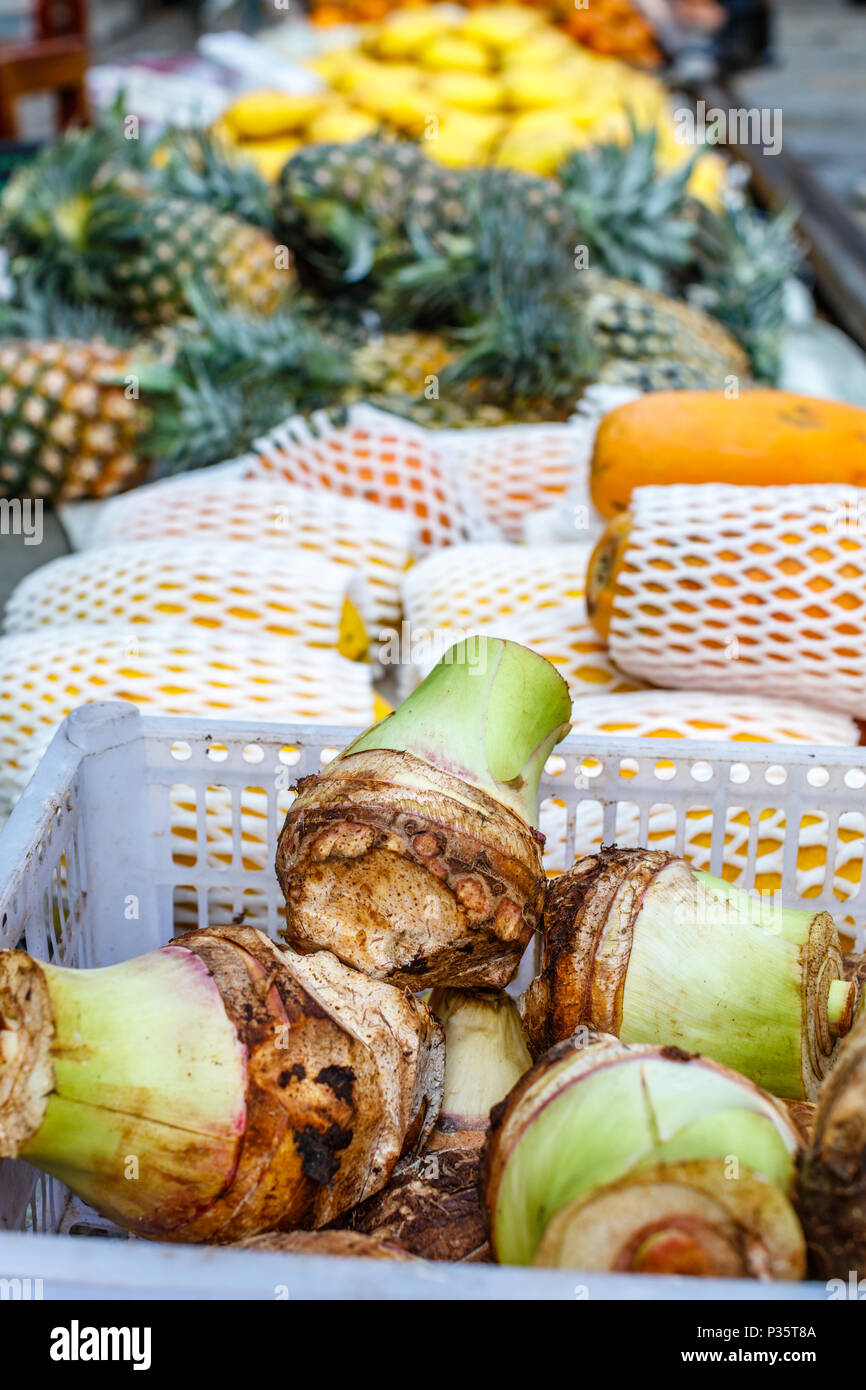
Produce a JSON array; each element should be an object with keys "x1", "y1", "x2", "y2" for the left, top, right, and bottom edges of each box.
[
  {"x1": 87, "y1": 472, "x2": 417, "y2": 636},
  {"x1": 436, "y1": 416, "x2": 596, "y2": 542},
  {"x1": 398, "y1": 541, "x2": 636, "y2": 699},
  {"x1": 3, "y1": 539, "x2": 368, "y2": 654},
  {"x1": 244, "y1": 404, "x2": 497, "y2": 554},
  {"x1": 604, "y1": 483, "x2": 866, "y2": 718}
]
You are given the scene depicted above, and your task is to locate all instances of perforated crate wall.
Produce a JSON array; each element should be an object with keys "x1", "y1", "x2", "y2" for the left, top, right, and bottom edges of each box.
[
  {"x1": 538, "y1": 691, "x2": 864, "y2": 937},
  {"x1": 3, "y1": 538, "x2": 369, "y2": 655},
  {"x1": 88, "y1": 473, "x2": 417, "y2": 636},
  {"x1": 245, "y1": 405, "x2": 497, "y2": 554},
  {"x1": 605, "y1": 483, "x2": 866, "y2": 718}
]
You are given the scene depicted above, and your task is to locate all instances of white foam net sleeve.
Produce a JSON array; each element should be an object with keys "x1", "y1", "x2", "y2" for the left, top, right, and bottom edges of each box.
[
  {"x1": 86, "y1": 473, "x2": 417, "y2": 636},
  {"x1": 244, "y1": 404, "x2": 498, "y2": 555},
  {"x1": 605, "y1": 483, "x2": 866, "y2": 718},
  {"x1": 567, "y1": 690, "x2": 859, "y2": 746},
  {"x1": 398, "y1": 541, "x2": 635, "y2": 698},
  {"x1": 0, "y1": 625, "x2": 376, "y2": 814},
  {"x1": 514, "y1": 387, "x2": 641, "y2": 545},
  {"x1": 538, "y1": 689, "x2": 864, "y2": 930},
  {"x1": 3, "y1": 538, "x2": 369, "y2": 654},
  {"x1": 403, "y1": 541, "x2": 591, "y2": 629},
  {"x1": 436, "y1": 417, "x2": 596, "y2": 542}
]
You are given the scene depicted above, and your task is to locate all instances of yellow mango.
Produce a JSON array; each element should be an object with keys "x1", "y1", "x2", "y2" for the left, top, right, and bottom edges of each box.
[
  {"x1": 306, "y1": 105, "x2": 381, "y2": 142},
  {"x1": 224, "y1": 89, "x2": 327, "y2": 139},
  {"x1": 429, "y1": 70, "x2": 503, "y2": 112},
  {"x1": 420, "y1": 34, "x2": 492, "y2": 73},
  {"x1": 373, "y1": 10, "x2": 456, "y2": 59},
  {"x1": 494, "y1": 127, "x2": 581, "y2": 176},
  {"x1": 240, "y1": 138, "x2": 302, "y2": 181},
  {"x1": 461, "y1": 4, "x2": 544, "y2": 50}
]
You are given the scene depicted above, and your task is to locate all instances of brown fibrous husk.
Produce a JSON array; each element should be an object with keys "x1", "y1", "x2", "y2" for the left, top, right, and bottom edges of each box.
[
  {"x1": 0, "y1": 927, "x2": 444, "y2": 1242},
  {"x1": 520, "y1": 847, "x2": 673, "y2": 1054},
  {"x1": 340, "y1": 1141, "x2": 490, "y2": 1262},
  {"x1": 798, "y1": 1009, "x2": 866, "y2": 1280},
  {"x1": 237, "y1": 1230, "x2": 416, "y2": 1260},
  {"x1": 276, "y1": 749, "x2": 545, "y2": 989}
]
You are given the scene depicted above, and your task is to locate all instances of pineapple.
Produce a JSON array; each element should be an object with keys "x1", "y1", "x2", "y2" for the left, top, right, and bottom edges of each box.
[
  {"x1": 404, "y1": 163, "x2": 572, "y2": 252},
  {"x1": 0, "y1": 294, "x2": 348, "y2": 501},
  {"x1": 0, "y1": 127, "x2": 292, "y2": 327},
  {"x1": 376, "y1": 173, "x2": 750, "y2": 417},
  {"x1": 583, "y1": 273, "x2": 751, "y2": 382},
  {"x1": 275, "y1": 136, "x2": 435, "y2": 283},
  {"x1": 106, "y1": 196, "x2": 290, "y2": 325},
  {"x1": 596, "y1": 357, "x2": 743, "y2": 392},
  {"x1": 0, "y1": 338, "x2": 155, "y2": 500},
  {"x1": 349, "y1": 328, "x2": 530, "y2": 426},
  {"x1": 557, "y1": 121, "x2": 697, "y2": 291},
  {"x1": 362, "y1": 187, "x2": 598, "y2": 425}
]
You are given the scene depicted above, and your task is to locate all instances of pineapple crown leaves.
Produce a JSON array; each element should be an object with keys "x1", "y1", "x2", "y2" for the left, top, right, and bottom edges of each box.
[
  {"x1": 556, "y1": 116, "x2": 698, "y2": 292},
  {"x1": 0, "y1": 278, "x2": 134, "y2": 347},
  {"x1": 376, "y1": 169, "x2": 582, "y2": 332},
  {"x1": 375, "y1": 225, "x2": 478, "y2": 328},
  {"x1": 181, "y1": 283, "x2": 351, "y2": 386},
  {"x1": 152, "y1": 126, "x2": 278, "y2": 234},
  {"x1": 433, "y1": 191, "x2": 599, "y2": 406},
  {"x1": 0, "y1": 124, "x2": 151, "y2": 306},
  {"x1": 690, "y1": 201, "x2": 803, "y2": 380},
  {"x1": 147, "y1": 291, "x2": 351, "y2": 473},
  {"x1": 445, "y1": 259, "x2": 599, "y2": 408}
]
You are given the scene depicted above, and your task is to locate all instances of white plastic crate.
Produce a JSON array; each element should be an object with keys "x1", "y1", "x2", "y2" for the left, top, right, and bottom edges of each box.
[{"x1": 0, "y1": 701, "x2": 856, "y2": 1300}]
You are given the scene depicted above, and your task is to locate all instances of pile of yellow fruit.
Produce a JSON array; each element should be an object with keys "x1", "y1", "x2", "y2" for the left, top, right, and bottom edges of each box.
[{"x1": 217, "y1": 4, "x2": 723, "y2": 196}]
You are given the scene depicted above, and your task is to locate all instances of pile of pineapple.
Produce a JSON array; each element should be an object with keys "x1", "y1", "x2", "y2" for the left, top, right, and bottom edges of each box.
[
  {"x1": 219, "y1": 4, "x2": 721, "y2": 191},
  {"x1": 0, "y1": 91, "x2": 798, "y2": 502}
]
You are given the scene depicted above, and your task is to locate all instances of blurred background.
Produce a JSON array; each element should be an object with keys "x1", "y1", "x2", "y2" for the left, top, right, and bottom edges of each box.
[{"x1": 0, "y1": 3, "x2": 863, "y2": 215}]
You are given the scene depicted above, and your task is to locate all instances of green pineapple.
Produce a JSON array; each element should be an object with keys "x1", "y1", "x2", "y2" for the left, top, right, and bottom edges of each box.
[
  {"x1": 375, "y1": 173, "x2": 748, "y2": 413},
  {"x1": 275, "y1": 137, "x2": 435, "y2": 284},
  {"x1": 361, "y1": 186, "x2": 599, "y2": 425},
  {"x1": 0, "y1": 128, "x2": 292, "y2": 327},
  {"x1": 557, "y1": 121, "x2": 697, "y2": 292},
  {"x1": 404, "y1": 163, "x2": 572, "y2": 254}
]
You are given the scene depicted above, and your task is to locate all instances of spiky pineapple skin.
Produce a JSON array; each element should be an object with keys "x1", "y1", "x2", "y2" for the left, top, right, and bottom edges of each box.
[
  {"x1": 275, "y1": 138, "x2": 433, "y2": 280},
  {"x1": 405, "y1": 164, "x2": 572, "y2": 251},
  {"x1": 349, "y1": 331, "x2": 574, "y2": 427},
  {"x1": 109, "y1": 196, "x2": 291, "y2": 326},
  {"x1": 0, "y1": 340, "x2": 149, "y2": 501},
  {"x1": 585, "y1": 275, "x2": 751, "y2": 380}
]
